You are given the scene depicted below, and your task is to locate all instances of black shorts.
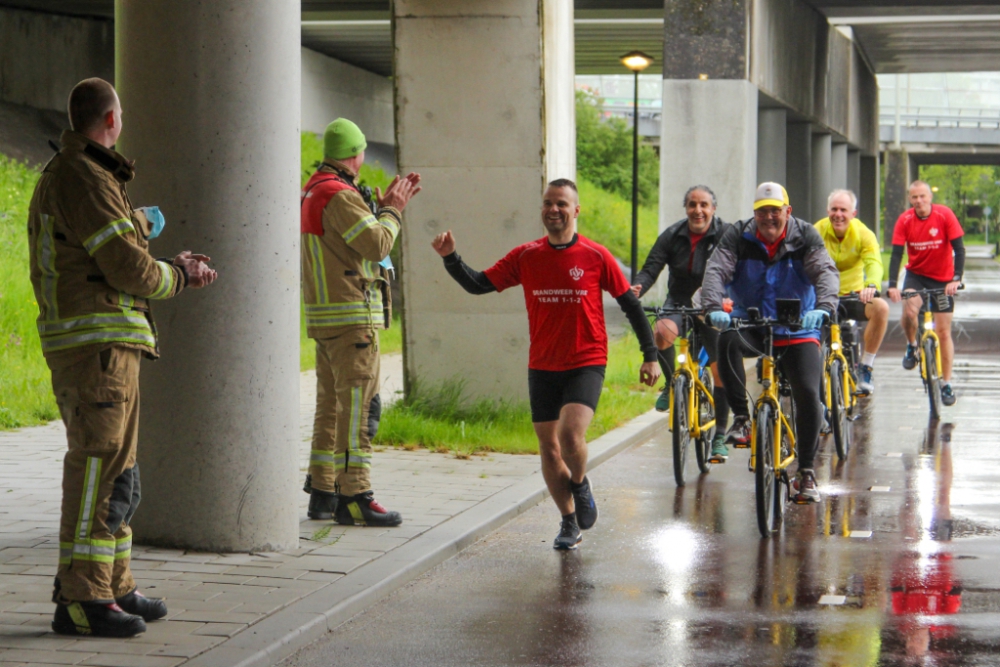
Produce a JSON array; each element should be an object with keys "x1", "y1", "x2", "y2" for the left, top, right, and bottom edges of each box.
[
  {"x1": 527, "y1": 365, "x2": 606, "y2": 423},
  {"x1": 838, "y1": 298, "x2": 870, "y2": 322},
  {"x1": 902, "y1": 272, "x2": 955, "y2": 313},
  {"x1": 659, "y1": 300, "x2": 720, "y2": 363}
]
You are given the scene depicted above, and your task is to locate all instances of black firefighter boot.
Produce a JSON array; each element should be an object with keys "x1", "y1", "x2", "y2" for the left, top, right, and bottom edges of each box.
[
  {"x1": 52, "y1": 600, "x2": 146, "y2": 637},
  {"x1": 308, "y1": 488, "x2": 339, "y2": 520},
  {"x1": 334, "y1": 491, "x2": 402, "y2": 527},
  {"x1": 116, "y1": 589, "x2": 168, "y2": 622}
]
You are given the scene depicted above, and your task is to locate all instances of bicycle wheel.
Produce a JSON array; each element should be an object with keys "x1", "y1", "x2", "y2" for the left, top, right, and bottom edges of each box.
[
  {"x1": 672, "y1": 374, "x2": 692, "y2": 486},
  {"x1": 694, "y1": 366, "x2": 715, "y2": 474},
  {"x1": 755, "y1": 403, "x2": 776, "y2": 538},
  {"x1": 924, "y1": 336, "x2": 942, "y2": 420},
  {"x1": 774, "y1": 395, "x2": 794, "y2": 526},
  {"x1": 830, "y1": 359, "x2": 850, "y2": 460}
]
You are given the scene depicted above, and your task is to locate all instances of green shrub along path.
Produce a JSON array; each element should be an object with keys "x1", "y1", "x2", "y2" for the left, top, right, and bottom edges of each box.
[{"x1": 0, "y1": 155, "x2": 57, "y2": 429}]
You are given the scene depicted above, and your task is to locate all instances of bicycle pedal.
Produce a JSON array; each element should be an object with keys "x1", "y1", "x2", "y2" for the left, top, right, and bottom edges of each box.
[{"x1": 732, "y1": 442, "x2": 750, "y2": 449}]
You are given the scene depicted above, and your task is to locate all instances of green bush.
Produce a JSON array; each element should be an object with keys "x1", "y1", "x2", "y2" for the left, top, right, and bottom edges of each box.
[
  {"x1": 576, "y1": 177, "x2": 659, "y2": 267},
  {"x1": 576, "y1": 89, "x2": 659, "y2": 207},
  {"x1": 0, "y1": 155, "x2": 58, "y2": 429}
]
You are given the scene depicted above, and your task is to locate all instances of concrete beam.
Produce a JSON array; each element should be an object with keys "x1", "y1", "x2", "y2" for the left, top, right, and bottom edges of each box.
[
  {"x1": 757, "y1": 107, "x2": 787, "y2": 185},
  {"x1": 394, "y1": 0, "x2": 575, "y2": 402},
  {"x1": 786, "y1": 122, "x2": 812, "y2": 218},
  {"x1": 119, "y1": 0, "x2": 301, "y2": 551},
  {"x1": 831, "y1": 142, "x2": 848, "y2": 191},
  {"x1": 859, "y1": 154, "x2": 879, "y2": 239},
  {"x1": 660, "y1": 80, "x2": 758, "y2": 227},
  {"x1": 0, "y1": 5, "x2": 112, "y2": 112},
  {"x1": 811, "y1": 133, "x2": 832, "y2": 222}
]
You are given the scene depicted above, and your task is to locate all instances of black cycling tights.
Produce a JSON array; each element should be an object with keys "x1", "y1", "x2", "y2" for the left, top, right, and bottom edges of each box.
[{"x1": 717, "y1": 329, "x2": 823, "y2": 470}]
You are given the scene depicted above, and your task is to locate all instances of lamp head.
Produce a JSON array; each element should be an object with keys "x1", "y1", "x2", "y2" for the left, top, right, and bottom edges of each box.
[{"x1": 620, "y1": 51, "x2": 654, "y2": 72}]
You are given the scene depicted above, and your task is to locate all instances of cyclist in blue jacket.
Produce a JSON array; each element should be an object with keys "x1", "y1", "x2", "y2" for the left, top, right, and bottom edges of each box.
[{"x1": 701, "y1": 183, "x2": 839, "y2": 504}]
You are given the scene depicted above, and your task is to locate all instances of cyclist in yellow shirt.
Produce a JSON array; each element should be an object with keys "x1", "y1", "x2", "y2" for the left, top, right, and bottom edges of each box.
[{"x1": 814, "y1": 189, "x2": 889, "y2": 395}]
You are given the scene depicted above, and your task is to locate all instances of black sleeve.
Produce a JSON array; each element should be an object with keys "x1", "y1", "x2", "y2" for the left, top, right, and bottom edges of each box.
[
  {"x1": 633, "y1": 231, "x2": 671, "y2": 296},
  {"x1": 951, "y1": 237, "x2": 966, "y2": 280},
  {"x1": 615, "y1": 290, "x2": 658, "y2": 363},
  {"x1": 887, "y1": 244, "x2": 905, "y2": 288},
  {"x1": 442, "y1": 252, "x2": 497, "y2": 295}
]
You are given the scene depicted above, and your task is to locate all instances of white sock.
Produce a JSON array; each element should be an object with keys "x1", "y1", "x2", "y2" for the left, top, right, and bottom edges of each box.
[{"x1": 862, "y1": 353, "x2": 876, "y2": 367}]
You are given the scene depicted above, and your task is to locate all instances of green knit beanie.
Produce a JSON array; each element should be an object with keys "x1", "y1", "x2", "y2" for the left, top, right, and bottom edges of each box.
[{"x1": 323, "y1": 118, "x2": 367, "y2": 160}]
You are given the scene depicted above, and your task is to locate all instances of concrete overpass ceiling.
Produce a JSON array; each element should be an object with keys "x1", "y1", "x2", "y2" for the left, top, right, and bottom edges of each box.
[
  {"x1": 0, "y1": 1, "x2": 111, "y2": 18},
  {"x1": 805, "y1": 2, "x2": 1000, "y2": 73}
]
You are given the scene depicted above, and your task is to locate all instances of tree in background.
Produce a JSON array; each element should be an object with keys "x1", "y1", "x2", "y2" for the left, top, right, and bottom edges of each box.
[
  {"x1": 920, "y1": 164, "x2": 1000, "y2": 239},
  {"x1": 576, "y1": 89, "x2": 659, "y2": 207}
]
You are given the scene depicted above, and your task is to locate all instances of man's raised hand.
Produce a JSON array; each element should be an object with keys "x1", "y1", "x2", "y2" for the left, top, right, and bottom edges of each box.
[
  {"x1": 376, "y1": 172, "x2": 422, "y2": 212},
  {"x1": 173, "y1": 250, "x2": 218, "y2": 289},
  {"x1": 431, "y1": 231, "x2": 456, "y2": 257}
]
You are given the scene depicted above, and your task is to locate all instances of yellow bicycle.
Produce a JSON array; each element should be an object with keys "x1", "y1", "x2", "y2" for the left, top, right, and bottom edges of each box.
[
  {"x1": 901, "y1": 286, "x2": 963, "y2": 420},
  {"x1": 732, "y1": 307, "x2": 798, "y2": 538},
  {"x1": 645, "y1": 306, "x2": 717, "y2": 486},
  {"x1": 822, "y1": 293, "x2": 867, "y2": 461}
]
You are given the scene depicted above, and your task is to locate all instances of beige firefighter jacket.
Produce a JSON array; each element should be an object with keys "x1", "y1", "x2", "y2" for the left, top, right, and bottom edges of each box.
[
  {"x1": 27, "y1": 131, "x2": 186, "y2": 369},
  {"x1": 301, "y1": 161, "x2": 400, "y2": 339}
]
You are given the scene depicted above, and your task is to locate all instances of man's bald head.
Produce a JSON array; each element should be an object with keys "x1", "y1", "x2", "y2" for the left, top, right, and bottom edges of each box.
[{"x1": 68, "y1": 78, "x2": 119, "y2": 134}]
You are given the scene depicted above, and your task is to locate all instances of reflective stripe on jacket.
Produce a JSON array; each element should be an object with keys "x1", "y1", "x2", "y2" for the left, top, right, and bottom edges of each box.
[
  {"x1": 300, "y1": 161, "x2": 401, "y2": 338},
  {"x1": 27, "y1": 131, "x2": 185, "y2": 366}
]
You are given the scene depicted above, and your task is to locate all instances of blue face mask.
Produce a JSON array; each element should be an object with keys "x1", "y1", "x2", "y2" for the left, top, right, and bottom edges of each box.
[{"x1": 140, "y1": 206, "x2": 166, "y2": 239}]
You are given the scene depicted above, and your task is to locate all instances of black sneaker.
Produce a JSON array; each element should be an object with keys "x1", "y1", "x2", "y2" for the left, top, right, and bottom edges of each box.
[
  {"x1": 335, "y1": 491, "x2": 402, "y2": 527},
  {"x1": 553, "y1": 516, "x2": 582, "y2": 550},
  {"x1": 307, "y1": 488, "x2": 339, "y2": 520},
  {"x1": 941, "y1": 383, "x2": 957, "y2": 406},
  {"x1": 570, "y1": 477, "x2": 598, "y2": 530},
  {"x1": 726, "y1": 415, "x2": 752, "y2": 448},
  {"x1": 792, "y1": 469, "x2": 821, "y2": 504},
  {"x1": 115, "y1": 590, "x2": 167, "y2": 622},
  {"x1": 903, "y1": 344, "x2": 919, "y2": 370},
  {"x1": 52, "y1": 601, "x2": 146, "y2": 637}
]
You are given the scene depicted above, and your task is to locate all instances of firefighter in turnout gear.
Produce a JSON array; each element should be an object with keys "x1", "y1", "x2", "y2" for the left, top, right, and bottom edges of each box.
[
  {"x1": 301, "y1": 118, "x2": 420, "y2": 527},
  {"x1": 28, "y1": 79, "x2": 217, "y2": 638}
]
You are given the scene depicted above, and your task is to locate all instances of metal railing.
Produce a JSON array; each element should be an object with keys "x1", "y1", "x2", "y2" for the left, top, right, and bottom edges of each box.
[{"x1": 879, "y1": 107, "x2": 1000, "y2": 130}]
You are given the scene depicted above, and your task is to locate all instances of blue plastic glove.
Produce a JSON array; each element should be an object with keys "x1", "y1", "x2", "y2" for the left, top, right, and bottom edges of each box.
[
  {"x1": 801, "y1": 309, "x2": 829, "y2": 330},
  {"x1": 708, "y1": 310, "x2": 731, "y2": 330}
]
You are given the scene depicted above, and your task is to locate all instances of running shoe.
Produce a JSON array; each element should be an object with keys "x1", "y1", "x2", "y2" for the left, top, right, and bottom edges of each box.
[
  {"x1": 709, "y1": 433, "x2": 728, "y2": 463},
  {"x1": 941, "y1": 383, "x2": 957, "y2": 406},
  {"x1": 655, "y1": 385, "x2": 670, "y2": 412},
  {"x1": 857, "y1": 364, "x2": 874, "y2": 396},
  {"x1": 820, "y1": 407, "x2": 831, "y2": 435},
  {"x1": 725, "y1": 415, "x2": 752, "y2": 448},
  {"x1": 792, "y1": 469, "x2": 821, "y2": 504},
  {"x1": 553, "y1": 516, "x2": 582, "y2": 550},
  {"x1": 570, "y1": 477, "x2": 598, "y2": 530},
  {"x1": 903, "y1": 344, "x2": 919, "y2": 370}
]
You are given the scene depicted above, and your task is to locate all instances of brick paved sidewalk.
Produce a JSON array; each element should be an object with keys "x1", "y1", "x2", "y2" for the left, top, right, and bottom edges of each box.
[{"x1": 0, "y1": 354, "x2": 540, "y2": 666}]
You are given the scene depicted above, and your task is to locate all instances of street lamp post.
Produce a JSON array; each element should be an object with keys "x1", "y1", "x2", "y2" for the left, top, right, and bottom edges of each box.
[{"x1": 620, "y1": 51, "x2": 653, "y2": 283}]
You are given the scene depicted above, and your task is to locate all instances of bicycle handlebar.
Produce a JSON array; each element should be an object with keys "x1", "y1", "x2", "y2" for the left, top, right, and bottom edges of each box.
[
  {"x1": 643, "y1": 306, "x2": 709, "y2": 317},
  {"x1": 900, "y1": 284, "x2": 965, "y2": 299}
]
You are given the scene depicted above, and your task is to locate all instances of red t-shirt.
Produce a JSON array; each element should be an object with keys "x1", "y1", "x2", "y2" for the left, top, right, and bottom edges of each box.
[
  {"x1": 893, "y1": 204, "x2": 964, "y2": 282},
  {"x1": 755, "y1": 227, "x2": 787, "y2": 260},
  {"x1": 688, "y1": 231, "x2": 705, "y2": 271},
  {"x1": 483, "y1": 235, "x2": 631, "y2": 371}
]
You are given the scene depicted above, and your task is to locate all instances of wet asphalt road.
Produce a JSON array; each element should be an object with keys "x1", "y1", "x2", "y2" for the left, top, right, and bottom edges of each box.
[{"x1": 285, "y1": 262, "x2": 1000, "y2": 667}]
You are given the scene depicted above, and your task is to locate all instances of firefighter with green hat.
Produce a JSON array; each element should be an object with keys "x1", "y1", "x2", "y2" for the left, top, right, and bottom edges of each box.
[{"x1": 301, "y1": 118, "x2": 421, "y2": 526}]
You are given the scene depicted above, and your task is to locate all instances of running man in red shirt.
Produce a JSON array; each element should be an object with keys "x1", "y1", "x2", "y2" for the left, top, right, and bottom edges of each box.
[
  {"x1": 886, "y1": 180, "x2": 966, "y2": 406},
  {"x1": 431, "y1": 179, "x2": 660, "y2": 550}
]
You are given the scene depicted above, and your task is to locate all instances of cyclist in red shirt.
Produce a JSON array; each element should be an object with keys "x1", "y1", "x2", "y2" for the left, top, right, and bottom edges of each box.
[
  {"x1": 887, "y1": 181, "x2": 965, "y2": 406},
  {"x1": 431, "y1": 179, "x2": 660, "y2": 550}
]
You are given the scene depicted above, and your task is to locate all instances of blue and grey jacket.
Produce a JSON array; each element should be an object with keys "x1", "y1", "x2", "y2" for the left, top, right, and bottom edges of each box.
[{"x1": 701, "y1": 216, "x2": 839, "y2": 342}]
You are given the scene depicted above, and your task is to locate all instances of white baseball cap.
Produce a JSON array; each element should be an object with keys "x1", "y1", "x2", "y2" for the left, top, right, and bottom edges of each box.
[{"x1": 753, "y1": 182, "x2": 790, "y2": 210}]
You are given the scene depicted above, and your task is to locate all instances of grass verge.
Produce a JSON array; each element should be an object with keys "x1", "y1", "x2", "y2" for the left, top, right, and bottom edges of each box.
[
  {"x1": 0, "y1": 155, "x2": 58, "y2": 429},
  {"x1": 374, "y1": 333, "x2": 659, "y2": 456}
]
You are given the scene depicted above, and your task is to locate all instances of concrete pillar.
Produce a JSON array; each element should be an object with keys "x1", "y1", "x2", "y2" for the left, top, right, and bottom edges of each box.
[
  {"x1": 394, "y1": 0, "x2": 575, "y2": 401},
  {"x1": 884, "y1": 148, "x2": 911, "y2": 246},
  {"x1": 810, "y1": 133, "x2": 832, "y2": 223},
  {"x1": 117, "y1": 1, "x2": 301, "y2": 551},
  {"x1": 859, "y1": 154, "x2": 879, "y2": 239},
  {"x1": 660, "y1": 80, "x2": 758, "y2": 227},
  {"x1": 786, "y1": 122, "x2": 812, "y2": 219},
  {"x1": 831, "y1": 142, "x2": 848, "y2": 191},
  {"x1": 756, "y1": 108, "x2": 787, "y2": 185},
  {"x1": 847, "y1": 148, "x2": 861, "y2": 197}
]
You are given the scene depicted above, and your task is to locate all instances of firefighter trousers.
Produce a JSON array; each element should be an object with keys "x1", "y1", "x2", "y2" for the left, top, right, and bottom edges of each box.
[
  {"x1": 309, "y1": 328, "x2": 381, "y2": 496},
  {"x1": 50, "y1": 347, "x2": 141, "y2": 603}
]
